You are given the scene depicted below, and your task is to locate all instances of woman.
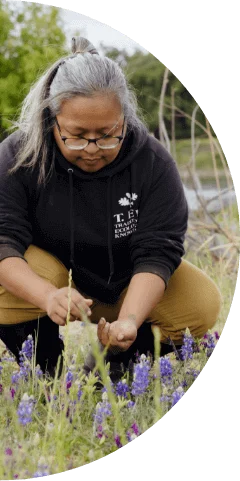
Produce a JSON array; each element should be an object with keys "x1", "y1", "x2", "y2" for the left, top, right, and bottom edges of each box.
[{"x1": 0, "y1": 37, "x2": 221, "y2": 378}]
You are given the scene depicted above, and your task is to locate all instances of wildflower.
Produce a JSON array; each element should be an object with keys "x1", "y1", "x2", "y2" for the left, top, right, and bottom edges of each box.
[
  {"x1": 0, "y1": 365, "x2": 3, "y2": 375},
  {"x1": 96, "y1": 425, "x2": 104, "y2": 439},
  {"x1": 94, "y1": 400, "x2": 112, "y2": 425},
  {"x1": 11, "y1": 372, "x2": 20, "y2": 384},
  {"x1": 33, "y1": 458, "x2": 49, "y2": 477},
  {"x1": 66, "y1": 370, "x2": 73, "y2": 383},
  {"x1": 35, "y1": 366, "x2": 43, "y2": 378},
  {"x1": 19, "y1": 335, "x2": 33, "y2": 363},
  {"x1": 172, "y1": 386, "x2": 184, "y2": 406},
  {"x1": 115, "y1": 380, "x2": 129, "y2": 398},
  {"x1": 160, "y1": 356, "x2": 173, "y2": 384},
  {"x1": 181, "y1": 329, "x2": 194, "y2": 360},
  {"x1": 126, "y1": 431, "x2": 137, "y2": 442},
  {"x1": 101, "y1": 379, "x2": 114, "y2": 395},
  {"x1": 77, "y1": 386, "x2": 82, "y2": 401},
  {"x1": 203, "y1": 332, "x2": 216, "y2": 357},
  {"x1": 214, "y1": 331, "x2": 220, "y2": 341},
  {"x1": 115, "y1": 435, "x2": 122, "y2": 448},
  {"x1": 5, "y1": 448, "x2": 13, "y2": 456},
  {"x1": 131, "y1": 423, "x2": 139, "y2": 435},
  {"x1": 17, "y1": 393, "x2": 35, "y2": 426},
  {"x1": 127, "y1": 400, "x2": 135, "y2": 409},
  {"x1": 131, "y1": 356, "x2": 151, "y2": 396}
]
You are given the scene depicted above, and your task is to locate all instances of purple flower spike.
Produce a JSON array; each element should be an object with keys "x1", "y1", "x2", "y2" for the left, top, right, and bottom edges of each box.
[
  {"x1": 17, "y1": 394, "x2": 35, "y2": 425},
  {"x1": 131, "y1": 423, "x2": 139, "y2": 435},
  {"x1": 172, "y1": 387, "x2": 184, "y2": 406},
  {"x1": 115, "y1": 380, "x2": 129, "y2": 398},
  {"x1": 160, "y1": 356, "x2": 173, "y2": 384},
  {"x1": 5, "y1": 448, "x2": 13, "y2": 456},
  {"x1": 115, "y1": 435, "x2": 122, "y2": 448},
  {"x1": 181, "y1": 329, "x2": 194, "y2": 360},
  {"x1": 131, "y1": 355, "x2": 151, "y2": 396}
]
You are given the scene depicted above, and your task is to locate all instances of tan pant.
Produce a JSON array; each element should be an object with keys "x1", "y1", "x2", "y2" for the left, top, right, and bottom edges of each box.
[{"x1": 0, "y1": 245, "x2": 222, "y2": 343}]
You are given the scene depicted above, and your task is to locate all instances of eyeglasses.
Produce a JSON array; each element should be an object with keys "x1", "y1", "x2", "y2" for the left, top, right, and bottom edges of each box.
[{"x1": 55, "y1": 115, "x2": 125, "y2": 150}]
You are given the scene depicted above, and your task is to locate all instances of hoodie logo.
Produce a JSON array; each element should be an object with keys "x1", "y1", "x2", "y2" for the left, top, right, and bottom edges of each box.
[
  {"x1": 118, "y1": 192, "x2": 138, "y2": 208},
  {"x1": 113, "y1": 192, "x2": 139, "y2": 239}
]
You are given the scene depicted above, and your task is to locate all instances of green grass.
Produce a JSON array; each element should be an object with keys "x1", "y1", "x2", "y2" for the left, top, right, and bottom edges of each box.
[
  {"x1": 0, "y1": 205, "x2": 238, "y2": 478},
  {"x1": 173, "y1": 137, "x2": 224, "y2": 170}
]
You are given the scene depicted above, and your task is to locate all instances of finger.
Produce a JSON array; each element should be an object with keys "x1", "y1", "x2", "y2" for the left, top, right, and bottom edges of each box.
[
  {"x1": 52, "y1": 314, "x2": 66, "y2": 326},
  {"x1": 61, "y1": 298, "x2": 91, "y2": 319},
  {"x1": 97, "y1": 317, "x2": 106, "y2": 340},
  {"x1": 117, "y1": 332, "x2": 124, "y2": 342},
  {"x1": 55, "y1": 306, "x2": 72, "y2": 323},
  {"x1": 69, "y1": 290, "x2": 93, "y2": 309},
  {"x1": 101, "y1": 322, "x2": 110, "y2": 345}
]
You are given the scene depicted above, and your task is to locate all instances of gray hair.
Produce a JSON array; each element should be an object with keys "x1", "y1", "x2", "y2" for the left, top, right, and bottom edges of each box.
[{"x1": 10, "y1": 37, "x2": 148, "y2": 185}]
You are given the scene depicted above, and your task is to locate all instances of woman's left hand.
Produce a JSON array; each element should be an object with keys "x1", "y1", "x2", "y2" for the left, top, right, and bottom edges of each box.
[{"x1": 97, "y1": 317, "x2": 137, "y2": 351}]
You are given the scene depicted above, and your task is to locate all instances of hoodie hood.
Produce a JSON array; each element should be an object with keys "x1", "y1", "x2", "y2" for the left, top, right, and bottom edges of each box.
[{"x1": 54, "y1": 125, "x2": 149, "y2": 284}]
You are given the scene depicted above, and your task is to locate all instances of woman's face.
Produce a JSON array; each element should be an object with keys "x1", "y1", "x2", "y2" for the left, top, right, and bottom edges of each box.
[{"x1": 53, "y1": 93, "x2": 126, "y2": 173}]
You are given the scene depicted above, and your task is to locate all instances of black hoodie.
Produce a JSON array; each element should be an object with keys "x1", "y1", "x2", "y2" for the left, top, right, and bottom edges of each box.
[{"x1": 0, "y1": 128, "x2": 188, "y2": 304}]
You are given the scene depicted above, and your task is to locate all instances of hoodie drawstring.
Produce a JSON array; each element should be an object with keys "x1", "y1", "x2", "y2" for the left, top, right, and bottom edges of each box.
[
  {"x1": 107, "y1": 176, "x2": 114, "y2": 284},
  {"x1": 67, "y1": 167, "x2": 133, "y2": 286},
  {"x1": 68, "y1": 168, "x2": 75, "y2": 269}
]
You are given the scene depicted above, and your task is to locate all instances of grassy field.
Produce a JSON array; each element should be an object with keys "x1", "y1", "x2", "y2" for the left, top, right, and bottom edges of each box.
[
  {"x1": 173, "y1": 137, "x2": 224, "y2": 170},
  {"x1": 0, "y1": 187, "x2": 238, "y2": 478}
]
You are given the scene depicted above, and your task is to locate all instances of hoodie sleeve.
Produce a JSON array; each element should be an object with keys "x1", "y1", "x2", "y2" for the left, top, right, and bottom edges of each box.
[
  {"x1": 0, "y1": 135, "x2": 33, "y2": 262},
  {"x1": 129, "y1": 148, "x2": 188, "y2": 288}
]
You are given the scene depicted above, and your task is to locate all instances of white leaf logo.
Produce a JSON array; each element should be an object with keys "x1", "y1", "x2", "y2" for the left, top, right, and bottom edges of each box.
[{"x1": 118, "y1": 193, "x2": 138, "y2": 207}]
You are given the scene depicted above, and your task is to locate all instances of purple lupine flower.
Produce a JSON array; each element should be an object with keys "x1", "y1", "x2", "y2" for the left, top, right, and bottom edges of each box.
[
  {"x1": 127, "y1": 401, "x2": 135, "y2": 409},
  {"x1": 77, "y1": 387, "x2": 82, "y2": 401},
  {"x1": 115, "y1": 380, "x2": 129, "y2": 398},
  {"x1": 94, "y1": 400, "x2": 112, "y2": 425},
  {"x1": 17, "y1": 394, "x2": 35, "y2": 425},
  {"x1": 160, "y1": 394, "x2": 171, "y2": 403},
  {"x1": 204, "y1": 332, "x2": 216, "y2": 357},
  {"x1": 126, "y1": 423, "x2": 141, "y2": 443},
  {"x1": 172, "y1": 387, "x2": 184, "y2": 406},
  {"x1": 181, "y1": 330, "x2": 194, "y2": 360},
  {"x1": 131, "y1": 423, "x2": 139, "y2": 435},
  {"x1": 115, "y1": 435, "x2": 122, "y2": 448},
  {"x1": 101, "y1": 380, "x2": 114, "y2": 394},
  {"x1": 19, "y1": 336, "x2": 34, "y2": 363},
  {"x1": 66, "y1": 370, "x2": 73, "y2": 383},
  {"x1": 96, "y1": 425, "x2": 104, "y2": 439},
  {"x1": 131, "y1": 355, "x2": 151, "y2": 396},
  {"x1": 214, "y1": 331, "x2": 220, "y2": 341},
  {"x1": 11, "y1": 372, "x2": 21, "y2": 384},
  {"x1": 35, "y1": 366, "x2": 43, "y2": 378},
  {"x1": 5, "y1": 448, "x2": 13, "y2": 456},
  {"x1": 10, "y1": 388, "x2": 16, "y2": 399},
  {"x1": 33, "y1": 464, "x2": 49, "y2": 478},
  {"x1": 160, "y1": 356, "x2": 173, "y2": 384}
]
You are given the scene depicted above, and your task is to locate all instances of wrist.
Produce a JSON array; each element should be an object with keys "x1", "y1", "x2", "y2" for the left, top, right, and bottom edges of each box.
[
  {"x1": 117, "y1": 314, "x2": 141, "y2": 329},
  {"x1": 42, "y1": 284, "x2": 58, "y2": 311}
]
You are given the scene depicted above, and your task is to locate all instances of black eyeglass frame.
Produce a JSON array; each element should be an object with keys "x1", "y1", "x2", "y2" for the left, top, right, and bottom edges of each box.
[{"x1": 54, "y1": 115, "x2": 125, "y2": 150}]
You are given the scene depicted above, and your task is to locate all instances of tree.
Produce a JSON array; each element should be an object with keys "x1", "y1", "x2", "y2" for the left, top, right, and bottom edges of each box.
[{"x1": 0, "y1": 0, "x2": 67, "y2": 138}]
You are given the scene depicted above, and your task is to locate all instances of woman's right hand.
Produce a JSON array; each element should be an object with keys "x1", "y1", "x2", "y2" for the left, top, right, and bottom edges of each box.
[{"x1": 45, "y1": 287, "x2": 93, "y2": 326}]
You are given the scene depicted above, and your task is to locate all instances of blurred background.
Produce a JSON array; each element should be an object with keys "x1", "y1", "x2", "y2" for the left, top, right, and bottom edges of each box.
[{"x1": 0, "y1": 0, "x2": 239, "y2": 332}]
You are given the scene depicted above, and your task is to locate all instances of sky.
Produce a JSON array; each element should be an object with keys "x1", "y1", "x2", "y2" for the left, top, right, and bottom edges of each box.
[
  {"x1": 59, "y1": 8, "x2": 148, "y2": 55},
  {"x1": 7, "y1": 0, "x2": 146, "y2": 55}
]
